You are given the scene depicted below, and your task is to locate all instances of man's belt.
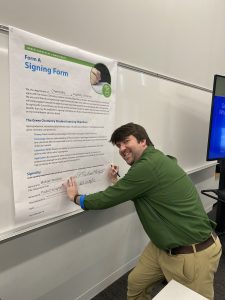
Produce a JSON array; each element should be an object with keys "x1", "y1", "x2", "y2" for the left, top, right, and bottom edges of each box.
[{"x1": 166, "y1": 232, "x2": 217, "y2": 255}]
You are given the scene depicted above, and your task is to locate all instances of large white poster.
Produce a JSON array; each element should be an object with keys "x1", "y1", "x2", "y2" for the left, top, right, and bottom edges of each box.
[{"x1": 9, "y1": 27, "x2": 117, "y2": 224}]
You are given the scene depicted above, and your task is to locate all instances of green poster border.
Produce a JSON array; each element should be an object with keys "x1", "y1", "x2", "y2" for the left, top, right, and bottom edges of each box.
[{"x1": 25, "y1": 45, "x2": 94, "y2": 68}]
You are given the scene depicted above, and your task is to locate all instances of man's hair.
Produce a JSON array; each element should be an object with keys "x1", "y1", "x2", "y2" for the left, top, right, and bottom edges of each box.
[{"x1": 110, "y1": 123, "x2": 154, "y2": 146}]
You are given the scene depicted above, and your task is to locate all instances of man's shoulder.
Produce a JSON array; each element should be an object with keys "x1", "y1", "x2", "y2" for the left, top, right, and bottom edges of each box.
[
  {"x1": 131, "y1": 148, "x2": 159, "y2": 171},
  {"x1": 141, "y1": 146, "x2": 167, "y2": 162}
]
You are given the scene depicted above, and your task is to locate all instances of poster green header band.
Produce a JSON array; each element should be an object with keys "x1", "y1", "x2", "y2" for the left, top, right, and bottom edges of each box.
[{"x1": 25, "y1": 45, "x2": 95, "y2": 68}]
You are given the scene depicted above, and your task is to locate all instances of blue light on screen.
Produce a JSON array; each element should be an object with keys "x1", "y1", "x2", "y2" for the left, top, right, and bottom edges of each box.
[{"x1": 208, "y1": 95, "x2": 225, "y2": 160}]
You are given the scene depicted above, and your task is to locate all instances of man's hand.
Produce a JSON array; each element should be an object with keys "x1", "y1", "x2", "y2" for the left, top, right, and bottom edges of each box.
[
  {"x1": 63, "y1": 176, "x2": 78, "y2": 202},
  {"x1": 109, "y1": 164, "x2": 120, "y2": 184},
  {"x1": 90, "y1": 67, "x2": 101, "y2": 85}
]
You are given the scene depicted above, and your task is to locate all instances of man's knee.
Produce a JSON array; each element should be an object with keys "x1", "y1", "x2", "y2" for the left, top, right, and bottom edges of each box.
[
  {"x1": 127, "y1": 268, "x2": 149, "y2": 290},
  {"x1": 128, "y1": 269, "x2": 138, "y2": 289},
  {"x1": 127, "y1": 269, "x2": 153, "y2": 299}
]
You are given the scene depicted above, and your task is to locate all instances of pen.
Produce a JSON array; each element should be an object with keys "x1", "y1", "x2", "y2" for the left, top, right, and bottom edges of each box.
[
  {"x1": 115, "y1": 171, "x2": 121, "y2": 177},
  {"x1": 111, "y1": 164, "x2": 120, "y2": 177}
]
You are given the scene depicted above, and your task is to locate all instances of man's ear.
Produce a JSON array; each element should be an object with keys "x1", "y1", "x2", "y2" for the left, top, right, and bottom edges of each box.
[{"x1": 140, "y1": 139, "x2": 147, "y2": 146}]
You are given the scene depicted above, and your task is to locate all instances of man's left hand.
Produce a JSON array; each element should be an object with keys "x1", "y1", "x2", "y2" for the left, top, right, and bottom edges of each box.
[{"x1": 63, "y1": 176, "x2": 78, "y2": 202}]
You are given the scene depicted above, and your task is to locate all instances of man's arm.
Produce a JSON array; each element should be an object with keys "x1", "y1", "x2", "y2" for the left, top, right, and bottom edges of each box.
[{"x1": 63, "y1": 165, "x2": 120, "y2": 206}]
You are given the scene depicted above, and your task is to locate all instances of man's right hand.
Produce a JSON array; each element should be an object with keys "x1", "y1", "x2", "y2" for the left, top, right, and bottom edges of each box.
[{"x1": 109, "y1": 164, "x2": 119, "y2": 184}]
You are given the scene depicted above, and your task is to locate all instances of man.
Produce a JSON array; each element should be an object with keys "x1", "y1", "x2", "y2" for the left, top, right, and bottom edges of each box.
[{"x1": 64, "y1": 122, "x2": 221, "y2": 300}]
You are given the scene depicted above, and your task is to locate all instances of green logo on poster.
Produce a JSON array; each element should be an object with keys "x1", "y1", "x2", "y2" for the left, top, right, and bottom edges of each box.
[{"x1": 102, "y1": 84, "x2": 111, "y2": 98}]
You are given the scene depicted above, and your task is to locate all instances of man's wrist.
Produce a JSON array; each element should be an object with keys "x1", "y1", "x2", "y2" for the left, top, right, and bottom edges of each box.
[
  {"x1": 74, "y1": 194, "x2": 80, "y2": 204},
  {"x1": 111, "y1": 177, "x2": 118, "y2": 184},
  {"x1": 73, "y1": 194, "x2": 86, "y2": 209},
  {"x1": 79, "y1": 195, "x2": 86, "y2": 209}
]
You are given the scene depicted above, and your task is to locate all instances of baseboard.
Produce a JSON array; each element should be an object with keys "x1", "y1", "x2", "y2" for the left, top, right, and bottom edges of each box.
[
  {"x1": 205, "y1": 203, "x2": 214, "y2": 213},
  {"x1": 75, "y1": 255, "x2": 140, "y2": 300}
]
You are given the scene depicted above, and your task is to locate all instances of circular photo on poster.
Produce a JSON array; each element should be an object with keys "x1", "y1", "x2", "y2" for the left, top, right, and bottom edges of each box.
[{"x1": 90, "y1": 63, "x2": 112, "y2": 97}]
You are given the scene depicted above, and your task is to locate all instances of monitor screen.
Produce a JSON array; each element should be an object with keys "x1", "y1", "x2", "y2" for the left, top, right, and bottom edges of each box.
[{"x1": 207, "y1": 74, "x2": 225, "y2": 161}]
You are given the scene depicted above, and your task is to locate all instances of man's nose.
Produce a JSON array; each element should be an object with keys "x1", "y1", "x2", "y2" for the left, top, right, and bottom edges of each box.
[{"x1": 119, "y1": 144, "x2": 126, "y2": 152}]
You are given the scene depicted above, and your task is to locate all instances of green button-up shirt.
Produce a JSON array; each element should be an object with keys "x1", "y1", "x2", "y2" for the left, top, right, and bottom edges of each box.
[{"x1": 84, "y1": 146, "x2": 215, "y2": 250}]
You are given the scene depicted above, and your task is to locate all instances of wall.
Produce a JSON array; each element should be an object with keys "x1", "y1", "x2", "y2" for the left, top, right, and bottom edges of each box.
[
  {"x1": 0, "y1": 1, "x2": 224, "y2": 299},
  {"x1": 1, "y1": 0, "x2": 225, "y2": 88}
]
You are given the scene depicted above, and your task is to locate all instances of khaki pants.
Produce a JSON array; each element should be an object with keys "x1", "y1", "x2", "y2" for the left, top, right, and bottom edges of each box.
[{"x1": 127, "y1": 237, "x2": 222, "y2": 300}]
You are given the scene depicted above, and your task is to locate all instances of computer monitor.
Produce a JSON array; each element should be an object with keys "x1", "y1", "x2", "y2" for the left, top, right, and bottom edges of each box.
[{"x1": 207, "y1": 74, "x2": 225, "y2": 161}]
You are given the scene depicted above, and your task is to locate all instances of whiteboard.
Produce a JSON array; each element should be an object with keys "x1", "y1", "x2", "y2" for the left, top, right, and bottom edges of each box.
[
  {"x1": 0, "y1": 28, "x2": 216, "y2": 241},
  {"x1": 115, "y1": 67, "x2": 216, "y2": 174}
]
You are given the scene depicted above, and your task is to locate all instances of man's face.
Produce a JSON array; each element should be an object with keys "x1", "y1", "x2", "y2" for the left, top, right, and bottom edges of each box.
[{"x1": 115, "y1": 135, "x2": 147, "y2": 165}]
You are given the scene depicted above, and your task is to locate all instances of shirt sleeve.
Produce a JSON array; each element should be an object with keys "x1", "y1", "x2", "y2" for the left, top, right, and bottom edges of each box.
[{"x1": 83, "y1": 159, "x2": 157, "y2": 210}]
